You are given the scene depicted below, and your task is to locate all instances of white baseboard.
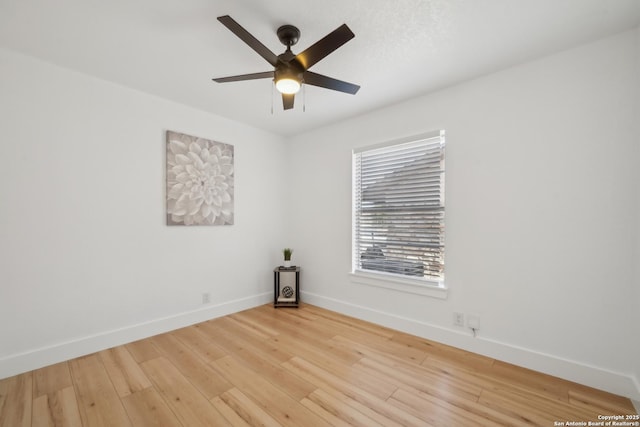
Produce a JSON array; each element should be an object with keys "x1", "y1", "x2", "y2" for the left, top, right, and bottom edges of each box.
[
  {"x1": 0, "y1": 292, "x2": 271, "y2": 380},
  {"x1": 301, "y1": 291, "x2": 640, "y2": 402},
  {"x1": 633, "y1": 374, "x2": 640, "y2": 413}
]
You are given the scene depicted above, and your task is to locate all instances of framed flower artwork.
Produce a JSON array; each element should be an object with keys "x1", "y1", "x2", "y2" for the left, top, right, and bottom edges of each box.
[{"x1": 166, "y1": 130, "x2": 234, "y2": 225}]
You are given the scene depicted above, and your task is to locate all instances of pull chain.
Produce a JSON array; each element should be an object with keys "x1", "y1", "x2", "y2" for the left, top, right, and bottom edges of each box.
[
  {"x1": 303, "y1": 83, "x2": 306, "y2": 113},
  {"x1": 271, "y1": 81, "x2": 274, "y2": 115}
]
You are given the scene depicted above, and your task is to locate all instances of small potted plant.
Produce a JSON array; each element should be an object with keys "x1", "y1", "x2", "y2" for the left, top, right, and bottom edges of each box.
[{"x1": 283, "y1": 248, "x2": 293, "y2": 268}]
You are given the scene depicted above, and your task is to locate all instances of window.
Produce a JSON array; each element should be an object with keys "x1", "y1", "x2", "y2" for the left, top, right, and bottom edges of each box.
[{"x1": 352, "y1": 131, "x2": 445, "y2": 289}]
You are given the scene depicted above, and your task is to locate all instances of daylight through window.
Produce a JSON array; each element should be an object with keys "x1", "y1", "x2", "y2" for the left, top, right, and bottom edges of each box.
[{"x1": 353, "y1": 131, "x2": 445, "y2": 284}]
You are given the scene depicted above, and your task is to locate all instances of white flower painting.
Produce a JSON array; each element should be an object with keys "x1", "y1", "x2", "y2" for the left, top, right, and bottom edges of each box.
[{"x1": 166, "y1": 131, "x2": 234, "y2": 225}]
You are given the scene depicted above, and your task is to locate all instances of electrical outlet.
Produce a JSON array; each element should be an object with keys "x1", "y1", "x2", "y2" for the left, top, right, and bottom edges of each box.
[
  {"x1": 467, "y1": 315, "x2": 480, "y2": 330},
  {"x1": 202, "y1": 293, "x2": 210, "y2": 304},
  {"x1": 453, "y1": 312, "x2": 464, "y2": 327}
]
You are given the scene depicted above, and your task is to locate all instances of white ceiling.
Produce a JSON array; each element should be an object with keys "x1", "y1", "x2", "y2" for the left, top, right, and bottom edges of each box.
[{"x1": 1, "y1": 0, "x2": 639, "y2": 137}]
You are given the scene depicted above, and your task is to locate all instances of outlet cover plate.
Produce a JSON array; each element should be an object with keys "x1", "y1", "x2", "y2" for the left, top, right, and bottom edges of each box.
[
  {"x1": 453, "y1": 312, "x2": 464, "y2": 327},
  {"x1": 467, "y1": 315, "x2": 480, "y2": 329}
]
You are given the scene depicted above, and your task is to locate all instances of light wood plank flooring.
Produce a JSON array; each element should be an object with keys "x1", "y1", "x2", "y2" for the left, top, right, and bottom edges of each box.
[{"x1": 0, "y1": 303, "x2": 636, "y2": 426}]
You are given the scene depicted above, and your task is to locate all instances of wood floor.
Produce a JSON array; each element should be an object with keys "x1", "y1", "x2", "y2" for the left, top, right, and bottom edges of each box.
[{"x1": 0, "y1": 304, "x2": 636, "y2": 426}]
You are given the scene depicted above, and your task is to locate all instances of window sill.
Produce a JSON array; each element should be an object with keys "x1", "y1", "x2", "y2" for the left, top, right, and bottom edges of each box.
[{"x1": 349, "y1": 270, "x2": 448, "y2": 299}]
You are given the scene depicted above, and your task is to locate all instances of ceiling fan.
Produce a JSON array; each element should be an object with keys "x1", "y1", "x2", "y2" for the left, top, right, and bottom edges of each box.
[{"x1": 212, "y1": 15, "x2": 360, "y2": 110}]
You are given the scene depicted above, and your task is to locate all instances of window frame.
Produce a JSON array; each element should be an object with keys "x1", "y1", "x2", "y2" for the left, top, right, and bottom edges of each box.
[{"x1": 350, "y1": 130, "x2": 447, "y2": 298}]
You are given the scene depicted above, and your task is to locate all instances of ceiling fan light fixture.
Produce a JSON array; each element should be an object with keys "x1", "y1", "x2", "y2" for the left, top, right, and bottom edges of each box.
[
  {"x1": 275, "y1": 77, "x2": 301, "y2": 94},
  {"x1": 274, "y1": 65, "x2": 303, "y2": 94}
]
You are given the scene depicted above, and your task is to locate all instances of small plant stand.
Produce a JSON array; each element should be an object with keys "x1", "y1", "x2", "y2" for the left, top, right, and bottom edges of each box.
[{"x1": 274, "y1": 266, "x2": 300, "y2": 308}]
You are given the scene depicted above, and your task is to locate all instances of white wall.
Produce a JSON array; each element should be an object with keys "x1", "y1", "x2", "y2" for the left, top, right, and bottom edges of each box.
[
  {"x1": 287, "y1": 28, "x2": 640, "y2": 399},
  {"x1": 0, "y1": 49, "x2": 287, "y2": 377}
]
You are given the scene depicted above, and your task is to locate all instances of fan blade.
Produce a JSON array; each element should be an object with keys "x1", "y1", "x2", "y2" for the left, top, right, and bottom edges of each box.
[
  {"x1": 304, "y1": 71, "x2": 360, "y2": 94},
  {"x1": 282, "y1": 94, "x2": 295, "y2": 110},
  {"x1": 295, "y1": 24, "x2": 355, "y2": 70},
  {"x1": 217, "y1": 15, "x2": 279, "y2": 67},
  {"x1": 213, "y1": 71, "x2": 273, "y2": 83}
]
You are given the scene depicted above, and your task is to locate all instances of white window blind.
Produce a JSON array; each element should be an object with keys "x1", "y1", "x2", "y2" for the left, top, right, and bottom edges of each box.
[{"x1": 353, "y1": 131, "x2": 445, "y2": 283}]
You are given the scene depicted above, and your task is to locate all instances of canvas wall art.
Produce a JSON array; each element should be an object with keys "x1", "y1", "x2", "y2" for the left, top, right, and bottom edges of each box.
[{"x1": 166, "y1": 130, "x2": 234, "y2": 225}]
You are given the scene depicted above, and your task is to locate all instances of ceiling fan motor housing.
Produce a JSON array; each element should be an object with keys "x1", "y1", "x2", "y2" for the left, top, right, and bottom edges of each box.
[
  {"x1": 275, "y1": 64, "x2": 303, "y2": 84},
  {"x1": 276, "y1": 49, "x2": 303, "y2": 80}
]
